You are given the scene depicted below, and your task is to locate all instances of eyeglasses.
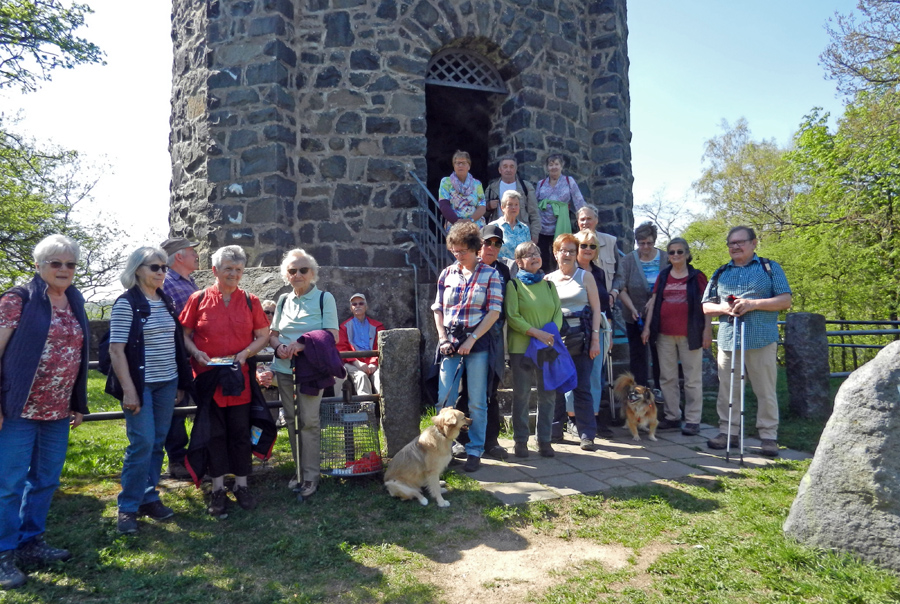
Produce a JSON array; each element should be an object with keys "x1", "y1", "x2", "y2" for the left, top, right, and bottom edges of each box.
[
  {"x1": 450, "y1": 248, "x2": 473, "y2": 257},
  {"x1": 43, "y1": 260, "x2": 77, "y2": 270},
  {"x1": 558, "y1": 248, "x2": 577, "y2": 256},
  {"x1": 668, "y1": 249, "x2": 686, "y2": 256},
  {"x1": 483, "y1": 240, "x2": 503, "y2": 249},
  {"x1": 726, "y1": 239, "x2": 751, "y2": 248},
  {"x1": 287, "y1": 267, "x2": 311, "y2": 276},
  {"x1": 579, "y1": 244, "x2": 597, "y2": 250},
  {"x1": 351, "y1": 302, "x2": 366, "y2": 307},
  {"x1": 143, "y1": 264, "x2": 168, "y2": 273},
  {"x1": 518, "y1": 252, "x2": 541, "y2": 260}
]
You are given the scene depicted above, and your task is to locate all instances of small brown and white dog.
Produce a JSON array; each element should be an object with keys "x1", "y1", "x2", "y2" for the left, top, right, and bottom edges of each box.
[
  {"x1": 614, "y1": 372, "x2": 658, "y2": 442},
  {"x1": 384, "y1": 407, "x2": 472, "y2": 507}
]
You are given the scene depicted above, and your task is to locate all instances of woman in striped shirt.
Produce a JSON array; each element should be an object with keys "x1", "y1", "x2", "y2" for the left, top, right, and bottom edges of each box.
[{"x1": 107, "y1": 247, "x2": 192, "y2": 535}]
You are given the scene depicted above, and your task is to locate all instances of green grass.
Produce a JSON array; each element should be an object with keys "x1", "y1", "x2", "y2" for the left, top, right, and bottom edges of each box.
[{"x1": 5, "y1": 372, "x2": 896, "y2": 603}]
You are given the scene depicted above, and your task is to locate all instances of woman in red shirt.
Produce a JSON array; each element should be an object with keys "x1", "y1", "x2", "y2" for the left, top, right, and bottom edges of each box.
[
  {"x1": 641, "y1": 238, "x2": 712, "y2": 436},
  {"x1": 180, "y1": 246, "x2": 269, "y2": 518}
]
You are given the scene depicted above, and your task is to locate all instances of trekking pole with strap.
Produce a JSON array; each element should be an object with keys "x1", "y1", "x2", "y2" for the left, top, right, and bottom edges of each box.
[
  {"x1": 738, "y1": 320, "x2": 746, "y2": 467},
  {"x1": 726, "y1": 316, "x2": 741, "y2": 463}
]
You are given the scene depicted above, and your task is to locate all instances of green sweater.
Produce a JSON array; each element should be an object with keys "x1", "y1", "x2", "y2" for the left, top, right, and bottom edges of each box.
[{"x1": 504, "y1": 278, "x2": 563, "y2": 355}]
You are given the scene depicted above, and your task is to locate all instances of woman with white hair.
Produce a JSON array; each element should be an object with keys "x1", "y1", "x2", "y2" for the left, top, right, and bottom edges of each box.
[
  {"x1": 0, "y1": 234, "x2": 89, "y2": 589},
  {"x1": 488, "y1": 189, "x2": 531, "y2": 261},
  {"x1": 180, "y1": 245, "x2": 270, "y2": 518},
  {"x1": 268, "y1": 249, "x2": 338, "y2": 498},
  {"x1": 107, "y1": 247, "x2": 193, "y2": 534}
]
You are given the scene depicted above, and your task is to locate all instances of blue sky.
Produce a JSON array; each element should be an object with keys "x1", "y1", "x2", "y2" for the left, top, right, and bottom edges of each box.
[{"x1": 0, "y1": 0, "x2": 860, "y2": 245}]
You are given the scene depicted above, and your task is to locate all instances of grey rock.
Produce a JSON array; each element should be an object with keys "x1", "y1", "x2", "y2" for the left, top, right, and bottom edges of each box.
[
  {"x1": 378, "y1": 329, "x2": 423, "y2": 457},
  {"x1": 784, "y1": 341, "x2": 900, "y2": 573},
  {"x1": 785, "y1": 313, "x2": 831, "y2": 418}
]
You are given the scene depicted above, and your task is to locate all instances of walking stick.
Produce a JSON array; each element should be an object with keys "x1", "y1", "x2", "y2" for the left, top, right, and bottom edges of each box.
[
  {"x1": 725, "y1": 317, "x2": 740, "y2": 463},
  {"x1": 738, "y1": 320, "x2": 746, "y2": 466}
]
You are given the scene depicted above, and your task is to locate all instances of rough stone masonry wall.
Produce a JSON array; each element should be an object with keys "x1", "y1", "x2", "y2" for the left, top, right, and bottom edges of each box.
[{"x1": 169, "y1": 0, "x2": 632, "y2": 267}]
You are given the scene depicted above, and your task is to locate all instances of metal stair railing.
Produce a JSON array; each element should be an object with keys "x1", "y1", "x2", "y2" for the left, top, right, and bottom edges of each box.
[{"x1": 408, "y1": 170, "x2": 453, "y2": 280}]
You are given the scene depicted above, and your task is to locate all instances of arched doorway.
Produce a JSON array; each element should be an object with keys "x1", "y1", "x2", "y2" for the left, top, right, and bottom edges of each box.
[{"x1": 425, "y1": 48, "x2": 507, "y2": 202}]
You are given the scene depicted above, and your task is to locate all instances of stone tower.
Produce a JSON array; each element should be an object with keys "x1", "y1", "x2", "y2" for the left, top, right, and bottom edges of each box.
[{"x1": 169, "y1": 0, "x2": 632, "y2": 269}]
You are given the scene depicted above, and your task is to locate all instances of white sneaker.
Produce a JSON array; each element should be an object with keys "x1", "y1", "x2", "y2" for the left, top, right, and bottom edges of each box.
[
  {"x1": 451, "y1": 441, "x2": 466, "y2": 459},
  {"x1": 288, "y1": 477, "x2": 299, "y2": 490}
]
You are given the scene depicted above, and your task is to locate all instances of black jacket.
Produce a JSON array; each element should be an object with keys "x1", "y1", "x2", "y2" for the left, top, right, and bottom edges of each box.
[{"x1": 647, "y1": 266, "x2": 707, "y2": 351}]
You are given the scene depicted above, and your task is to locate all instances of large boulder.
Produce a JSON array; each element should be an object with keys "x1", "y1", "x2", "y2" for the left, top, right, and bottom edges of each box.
[{"x1": 783, "y1": 341, "x2": 900, "y2": 572}]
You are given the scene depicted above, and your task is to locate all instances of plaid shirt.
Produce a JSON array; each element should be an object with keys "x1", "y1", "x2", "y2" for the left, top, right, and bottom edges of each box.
[
  {"x1": 432, "y1": 261, "x2": 503, "y2": 345},
  {"x1": 163, "y1": 270, "x2": 198, "y2": 315},
  {"x1": 702, "y1": 255, "x2": 791, "y2": 351}
]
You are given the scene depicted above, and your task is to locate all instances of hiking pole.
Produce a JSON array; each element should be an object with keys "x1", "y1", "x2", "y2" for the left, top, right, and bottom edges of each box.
[
  {"x1": 725, "y1": 316, "x2": 740, "y2": 463},
  {"x1": 289, "y1": 357, "x2": 306, "y2": 502},
  {"x1": 738, "y1": 320, "x2": 746, "y2": 467}
]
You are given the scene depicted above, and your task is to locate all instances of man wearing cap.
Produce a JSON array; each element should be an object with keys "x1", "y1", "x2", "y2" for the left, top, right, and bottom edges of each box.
[
  {"x1": 336, "y1": 294, "x2": 385, "y2": 396},
  {"x1": 453, "y1": 224, "x2": 518, "y2": 461},
  {"x1": 160, "y1": 237, "x2": 200, "y2": 480}
]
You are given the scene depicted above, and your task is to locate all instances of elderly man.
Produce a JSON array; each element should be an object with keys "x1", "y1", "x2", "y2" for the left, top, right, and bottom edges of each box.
[
  {"x1": 702, "y1": 226, "x2": 792, "y2": 458},
  {"x1": 160, "y1": 237, "x2": 199, "y2": 480},
  {"x1": 485, "y1": 155, "x2": 540, "y2": 241},
  {"x1": 577, "y1": 205, "x2": 620, "y2": 302},
  {"x1": 336, "y1": 293, "x2": 385, "y2": 395}
]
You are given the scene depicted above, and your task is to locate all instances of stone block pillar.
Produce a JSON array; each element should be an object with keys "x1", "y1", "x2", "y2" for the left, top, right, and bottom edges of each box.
[
  {"x1": 784, "y1": 312, "x2": 831, "y2": 418},
  {"x1": 378, "y1": 328, "x2": 422, "y2": 457}
]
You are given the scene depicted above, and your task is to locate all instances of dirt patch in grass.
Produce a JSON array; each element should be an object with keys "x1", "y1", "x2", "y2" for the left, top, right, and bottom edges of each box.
[{"x1": 414, "y1": 528, "x2": 674, "y2": 603}]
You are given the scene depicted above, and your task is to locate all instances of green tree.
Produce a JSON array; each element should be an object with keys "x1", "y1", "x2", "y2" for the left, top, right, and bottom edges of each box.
[
  {"x1": 0, "y1": 0, "x2": 104, "y2": 92},
  {"x1": 821, "y1": 0, "x2": 900, "y2": 94}
]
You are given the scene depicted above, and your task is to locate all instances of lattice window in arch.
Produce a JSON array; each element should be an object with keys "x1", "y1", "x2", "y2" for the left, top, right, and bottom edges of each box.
[{"x1": 426, "y1": 49, "x2": 508, "y2": 94}]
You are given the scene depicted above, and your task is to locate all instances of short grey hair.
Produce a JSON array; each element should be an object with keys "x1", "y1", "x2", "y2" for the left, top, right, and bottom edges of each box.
[
  {"x1": 497, "y1": 154, "x2": 517, "y2": 166},
  {"x1": 576, "y1": 205, "x2": 598, "y2": 220},
  {"x1": 514, "y1": 241, "x2": 540, "y2": 260},
  {"x1": 120, "y1": 246, "x2": 167, "y2": 290},
  {"x1": 280, "y1": 248, "x2": 319, "y2": 284},
  {"x1": 500, "y1": 190, "x2": 522, "y2": 208},
  {"x1": 261, "y1": 299, "x2": 276, "y2": 312},
  {"x1": 211, "y1": 245, "x2": 247, "y2": 270},
  {"x1": 33, "y1": 234, "x2": 81, "y2": 265}
]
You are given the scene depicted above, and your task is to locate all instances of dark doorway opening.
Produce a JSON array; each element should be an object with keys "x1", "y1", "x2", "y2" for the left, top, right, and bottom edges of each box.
[{"x1": 425, "y1": 84, "x2": 495, "y2": 202}]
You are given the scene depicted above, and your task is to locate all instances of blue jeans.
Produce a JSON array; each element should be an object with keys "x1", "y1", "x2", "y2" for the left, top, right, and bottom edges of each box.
[
  {"x1": 509, "y1": 354, "x2": 555, "y2": 444},
  {"x1": 0, "y1": 416, "x2": 70, "y2": 552},
  {"x1": 554, "y1": 352, "x2": 596, "y2": 440},
  {"x1": 565, "y1": 354, "x2": 605, "y2": 415},
  {"x1": 437, "y1": 351, "x2": 489, "y2": 457},
  {"x1": 118, "y1": 379, "x2": 178, "y2": 512}
]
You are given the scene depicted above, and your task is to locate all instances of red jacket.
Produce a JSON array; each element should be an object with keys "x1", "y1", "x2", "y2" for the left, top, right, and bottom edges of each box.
[{"x1": 337, "y1": 316, "x2": 385, "y2": 366}]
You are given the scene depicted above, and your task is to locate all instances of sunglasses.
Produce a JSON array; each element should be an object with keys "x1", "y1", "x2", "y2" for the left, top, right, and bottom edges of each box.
[
  {"x1": 483, "y1": 239, "x2": 503, "y2": 249},
  {"x1": 264, "y1": 310, "x2": 274, "y2": 316},
  {"x1": 668, "y1": 249, "x2": 686, "y2": 256},
  {"x1": 143, "y1": 264, "x2": 168, "y2": 273},
  {"x1": 287, "y1": 267, "x2": 311, "y2": 276},
  {"x1": 351, "y1": 302, "x2": 366, "y2": 307},
  {"x1": 579, "y1": 244, "x2": 597, "y2": 250},
  {"x1": 43, "y1": 260, "x2": 77, "y2": 270}
]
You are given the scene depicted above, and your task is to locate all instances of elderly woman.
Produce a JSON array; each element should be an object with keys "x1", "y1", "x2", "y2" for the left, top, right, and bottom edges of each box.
[
  {"x1": 0, "y1": 235, "x2": 88, "y2": 589},
  {"x1": 268, "y1": 249, "x2": 338, "y2": 499},
  {"x1": 489, "y1": 190, "x2": 531, "y2": 261},
  {"x1": 614, "y1": 221, "x2": 668, "y2": 388},
  {"x1": 433, "y1": 221, "x2": 502, "y2": 473},
  {"x1": 505, "y1": 241, "x2": 562, "y2": 458},
  {"x1": 535, "y1": 154, "x2": 586, "y2": 272},
  {"x1": 546, "y1": 233, "x2": 604, "y2": 451},
  {"x1": 438, "y1": 150, "x2": 486, "y2": 229},
  {"x1": 180, "y1": 246, "x2": 270, "y2": 518},
  {"x1": 641, "y1": 238, "x2": 712, "y2": 436},
  {"x1": 107, "y1": 247, "x2": 193, "y2": 535}
]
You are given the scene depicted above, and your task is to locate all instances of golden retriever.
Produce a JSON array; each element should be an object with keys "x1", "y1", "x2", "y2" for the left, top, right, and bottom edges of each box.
[
  {"x1": 384, "y1": 407, "x2": 471, "y2": 507},
  {"x1": 614, "y1": 372, "x2": 658, "y2": 442}
]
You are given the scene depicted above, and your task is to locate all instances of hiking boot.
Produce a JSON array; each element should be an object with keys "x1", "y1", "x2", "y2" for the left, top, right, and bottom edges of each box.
[
  {"x1": 707, "y1": 433, "x2": 739, "y2": 450},
  {"x1": 657, "y1": 418, "x2": 681, "y2": 431},
  {"x1": 15, "y1": 537, "x2": 71, "y2": 566},
  {"x1": 580, "y1": 438, "x2": 598, "y2": 452},
  {"x1": 681, "y1": 423, "x2": 700, "y2": 436},
  {"x1": 208, "y1": 489, "x2": 229, "y2": 519},
  {"x1": 137, "y1": 500, "x2": 175, "y2": 521},
  {"x1": 168, "y1": 461, "x2": 191, "y2": 480},
  {"x1": 232, "y1": 485, "x2": 257, "y2": 510},
  {"x1": 485, "y1": 445, "x2": 508, "y2": 460},
  {"x1": 760, "y1": 439, "x2": 780, "y2": 458},
  {"x1": 538, "y1": 442, "x2": 555, "y2": 458},
  {"x1": 298, "y1": 481, "x2": 318, "y2": 498},
  {"x1": 288, "y1": 477, "x2": 300, "y2": 490},
  {"x1": 117, "y1": 511, "x2": 138, "y2": 535},
  {"x1": 513, "y1": 442, "x2": 529, "y2": 458},
  {"x1": 451, "y1": 441, "x2": 467, "y2": 459},
  {"x1": 0, "y1": 550, "x2": 26, "y2": 589},
  {"x1": 463, "y1": 455, "x2": 481, "y2": 472}
]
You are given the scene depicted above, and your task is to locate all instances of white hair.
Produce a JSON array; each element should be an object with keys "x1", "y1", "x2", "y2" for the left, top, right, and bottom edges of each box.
[
  {"x1": 279, "y1": 248, "x2": 319, "y2": 284},
  {"x1": 120, "y1": 247, "x2": 167, "y2": 290},
  {"x1": 33, "y1": 234, "x2": 81, "y2": 265},
  {"x1": 211, "y1": 245, "x2": 247, "y2": 270}
]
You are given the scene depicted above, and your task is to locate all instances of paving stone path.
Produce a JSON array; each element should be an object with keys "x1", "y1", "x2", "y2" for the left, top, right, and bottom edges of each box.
[{"x1": 467, "y1": 423, "x2": 812, "y2": 506}]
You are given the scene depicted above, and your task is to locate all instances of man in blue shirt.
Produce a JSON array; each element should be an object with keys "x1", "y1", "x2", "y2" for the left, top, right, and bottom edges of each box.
[
  {"x1": 160, "y1": 237, "x2": 199, "y2": 479},
  {"x1": 702, "y1": 226, "x2": 792, "y2": 457}
]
